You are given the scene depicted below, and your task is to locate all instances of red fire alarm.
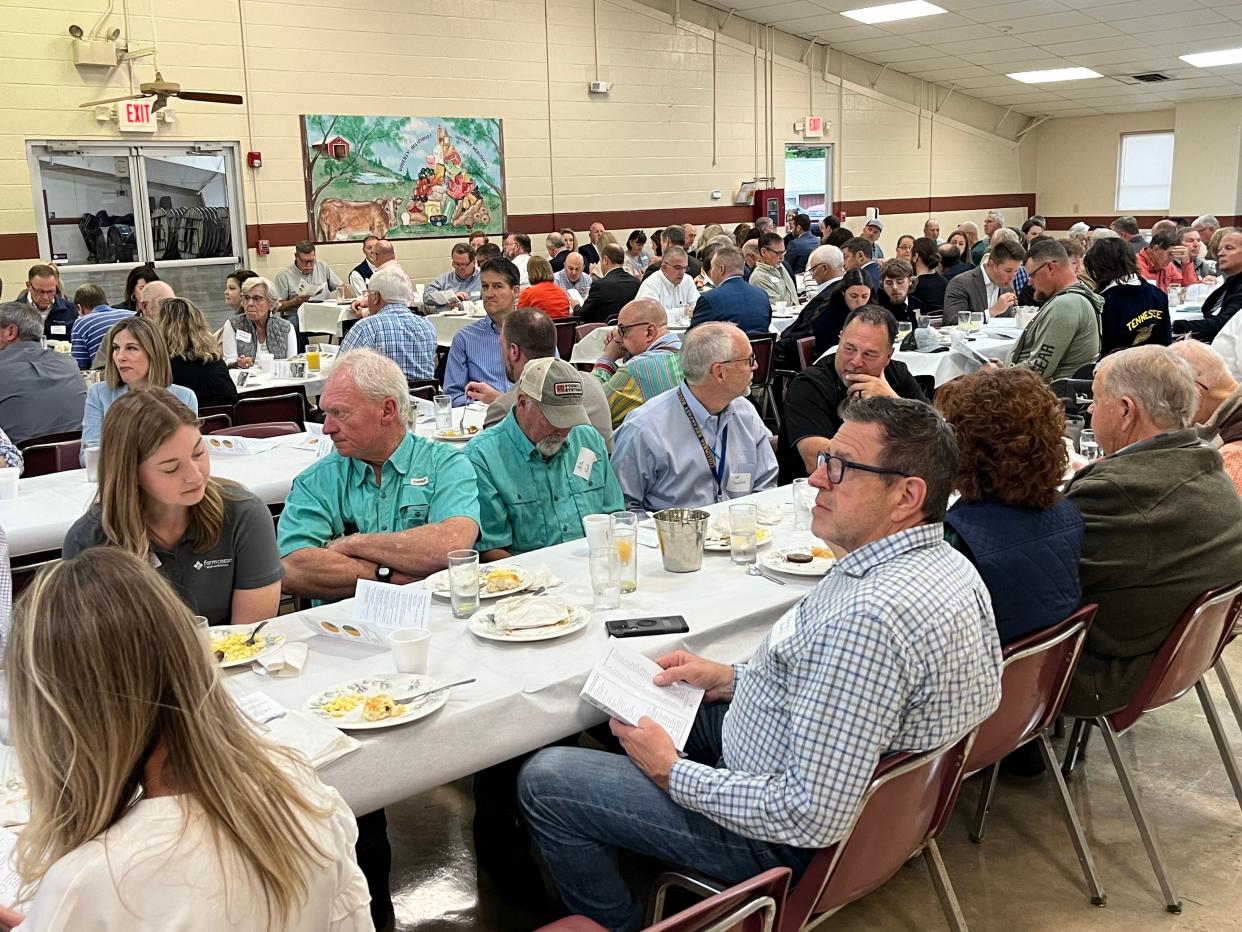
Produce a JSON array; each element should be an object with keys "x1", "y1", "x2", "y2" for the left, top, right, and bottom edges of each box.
[
  {"x1": 247, "y1": 151, "x2": 262, "y2": 169},
  {"x1": 257, "y1": 239, "x2": 270, "y2": 256}
]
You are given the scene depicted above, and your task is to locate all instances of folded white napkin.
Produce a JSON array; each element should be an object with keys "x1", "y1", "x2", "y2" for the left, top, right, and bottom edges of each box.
[
  {"x1": 527, "y1": 565, "x2": 562, "y2": 589},
  {"x1": 255, "y1": 642, "x2": 308, "y2": 678},
  {"x1": 493, "y1": 595, "x2": 572, "y2": 631},
  {"x1": 264, "y1": 711, "x2": 361, "y2": 769},
  {"x1": 756, "y1": 505, "x2": 785, "y2": 526}
]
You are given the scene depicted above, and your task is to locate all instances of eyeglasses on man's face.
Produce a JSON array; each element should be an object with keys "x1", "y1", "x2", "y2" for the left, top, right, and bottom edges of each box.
[
  {"x1": 718, "y1": 353, "x2": 757, "y2": 368},
  {"x1": 616, "y1": 321, "x2": 653, "y2": 337},
  {"x1": 816, "y1": 452, "x2": 911, "y2": 485}
]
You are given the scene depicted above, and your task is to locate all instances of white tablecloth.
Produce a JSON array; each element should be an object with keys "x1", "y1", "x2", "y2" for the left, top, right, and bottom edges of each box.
[
  {"x1": 229, "y1": 485, "x2": 814, "y2": 815},
  {"x1": 300, "y1": 302, "x2": 352, "y2": 338},
  {"x1": 894, "y1": 327, "x2": 1021, "y2": 386},
  {"x1": 427, "y1": 310, "x2": 487, "y2": 347},
  {"x1": 237, "y1": 356, "x2": 334, "y2": 397}
]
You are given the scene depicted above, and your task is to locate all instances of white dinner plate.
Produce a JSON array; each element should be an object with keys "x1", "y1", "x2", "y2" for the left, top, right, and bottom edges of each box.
[
  {"x1": 304, "y1": 674, "x2": 448, "y2": 730},
  {"x1": 423, "y1": 564, "x2": 534, "y2": 599},
  {"x1": 433, "y1": 428, "x2": 479, "y2": 442},
  {"x1": 208, "y1": 625, "x2": 287, "y2": 668},
  {"x1": 469, "y1": 603, "x2": 590, "y2": 642},
  {"x1": 703, "y1": 527, "x2": 773, "y2": 552},
  {"x1": 761, "y1": 547, "x2": 836, "y2": 577}
]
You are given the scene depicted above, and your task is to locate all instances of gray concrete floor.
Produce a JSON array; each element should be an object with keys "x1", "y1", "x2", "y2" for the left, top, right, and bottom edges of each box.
[{"x1": 385, "y1": 645, "x2": 1242, "y2": 931}]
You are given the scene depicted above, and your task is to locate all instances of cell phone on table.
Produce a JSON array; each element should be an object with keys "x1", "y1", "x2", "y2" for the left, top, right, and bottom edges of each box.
[{"x1": 605, "y1": 616, "x2": 690, "y2": 638}]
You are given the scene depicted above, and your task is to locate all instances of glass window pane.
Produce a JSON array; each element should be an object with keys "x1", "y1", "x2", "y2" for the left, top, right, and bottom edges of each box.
[
  {"x1": 1117, "y1": 133, "x2": 1173, "y2": 211},
  {"x1": 38, "y1": 154, "x2": 138, "y2": 265},
  {"x1": 142, "y1": 154, "x2": 234, "y2": 261}
]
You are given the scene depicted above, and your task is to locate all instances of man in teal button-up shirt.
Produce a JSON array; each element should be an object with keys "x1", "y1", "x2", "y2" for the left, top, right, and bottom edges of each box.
[
  {"x1": 278, "y1": 349, "x2": 481, "y2": 601},
  {"x1": 466, "y1": 358, "x2": 623, "y2": 558}
]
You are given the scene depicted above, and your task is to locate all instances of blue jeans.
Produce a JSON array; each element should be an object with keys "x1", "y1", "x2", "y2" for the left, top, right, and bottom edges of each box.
[{"x1": 517, "y1": 702, "x2": 813, "y2": 931}]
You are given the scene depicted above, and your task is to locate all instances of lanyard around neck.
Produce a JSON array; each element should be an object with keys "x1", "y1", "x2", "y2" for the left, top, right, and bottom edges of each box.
[{"x1": 677, "y1": 388, "x2": 728, "y2": 497}]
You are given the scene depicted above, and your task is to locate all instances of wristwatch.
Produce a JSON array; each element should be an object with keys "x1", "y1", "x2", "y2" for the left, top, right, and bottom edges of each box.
[{"x1": 375, "y1": 565, "x2": 393, "y2": 583}]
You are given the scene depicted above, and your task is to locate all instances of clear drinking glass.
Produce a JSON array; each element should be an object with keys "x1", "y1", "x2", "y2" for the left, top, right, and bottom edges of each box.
[
  {"x1": 1079, "y1": 428, "x2": 1102, "y2": 462},
  {"x1": 611, "y1": 511, "x2": 638, "y2": 593},
  {"x1": 433, "y1": 393, "x2": 453, "y2": 432},
  {"x1": 792, "y1": 478, "x2": 812, "y2": 530},
  {"x1": 447, "y1": 549, "x2": 480, "y2": 618},
  {"x1": 729, "y1": 504, "x2": 759, "y2": 565},
  {"x1": 896, "y1": 321, "x2": 913, "y2": 345},
  {"x1": 970, "y1": 311, "x2": 985, "y2": 332},
  {"x1": 589, "y1": 546, "x2": 622, "y2": 609}
]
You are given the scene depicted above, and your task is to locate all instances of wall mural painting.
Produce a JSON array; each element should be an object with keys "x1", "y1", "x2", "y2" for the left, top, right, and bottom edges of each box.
[{"x1": 300, "y1": 115, "x2": 505, "y2": 242}]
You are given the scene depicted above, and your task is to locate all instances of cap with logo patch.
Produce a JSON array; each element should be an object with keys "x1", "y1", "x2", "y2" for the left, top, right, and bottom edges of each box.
[
  {"x1": 517, "y1": 358, "x2": 591, "y2": 430},
  {"x1": 864, "y1": 218, "x2": 884, "y2": 232}
]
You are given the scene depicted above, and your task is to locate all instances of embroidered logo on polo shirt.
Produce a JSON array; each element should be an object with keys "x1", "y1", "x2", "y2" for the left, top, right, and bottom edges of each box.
[{"x1": 193, "y1": 558, "x2": 234, "y2": 571}]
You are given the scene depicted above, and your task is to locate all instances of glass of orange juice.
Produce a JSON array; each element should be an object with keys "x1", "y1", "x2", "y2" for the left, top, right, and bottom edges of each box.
[
  {"x1": 610, "y1": 511, "x2": 638, "y2": 593},
  {"x1": 306, "y1": 348, "x2": 321, "y2": 372}
]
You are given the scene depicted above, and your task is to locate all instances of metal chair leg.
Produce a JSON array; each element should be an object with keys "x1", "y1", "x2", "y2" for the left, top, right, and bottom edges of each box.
[
  {"x1": 968, "y1": 764, "x2": 999, "y2": 844},
  {"x1": 1195, "y1": 679, "x2": 1242, "y2": 812},
  {"x1": 923, "y1": 839, "x2": 969, "y2": 932},
  {"x1": 1097, "y1": 716, "x2": 1182, "y2": 913},
  {"x1": 1037, "y1": 731, "x2": 1107, "y2": 906},
  {"x1": 1215, "y1": 657, "x2": 1242, "y2": 734},
  {"x1": 1062, "y1": 718, "x2": 1088, "y2": 776}
]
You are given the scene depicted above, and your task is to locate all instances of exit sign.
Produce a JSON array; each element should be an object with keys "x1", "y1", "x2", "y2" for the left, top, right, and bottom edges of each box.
[
  {"x1": 117, "y1": 101, "x2": 157, "y2": 133},
  {"x1": 803, "y1": 115, "x2": 824, "y2": 138}
]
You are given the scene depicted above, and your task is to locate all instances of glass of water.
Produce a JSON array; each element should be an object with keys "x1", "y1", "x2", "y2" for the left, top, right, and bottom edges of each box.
[
  {"x1": 447, "y1": 549, "x2": 480, "y2": 618},
  {"x1": 433, "y1": 393, "x2": 453, "y2": 433},
  {"x1": 729, "y1": 504, "x2": 759, "y2": 565},
  {"x1": 1079, "y1": 428, "x2": 1102, "y2": 462},
  {"x1": 610, "y1": 512, "x2": 638, "y2": 593},
  {"x1": 589, "y1": 546, "x2": 622, "y2": 609},
  {"x1": 896, "y1": 320, "x2": 913, "y2": 344},
  {"x1": 792, "y1": 478, "x2": 812, "y2": 529},
  {"x1": 969, "y1": 311, "x2": 985, "y2": 332}
]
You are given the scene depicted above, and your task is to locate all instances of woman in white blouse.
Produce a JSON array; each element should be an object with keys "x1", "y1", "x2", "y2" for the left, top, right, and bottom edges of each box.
[
  {"x1": 0, "y1": 548, "x2": 371, "y2": 931},
  {"x1": 222, "y1": 275, "x2": 296, "y2": 368}
]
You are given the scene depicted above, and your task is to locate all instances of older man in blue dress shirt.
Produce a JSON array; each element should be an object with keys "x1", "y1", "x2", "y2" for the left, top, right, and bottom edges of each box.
[
  {"x1": 518, "y1": 397, "x2": 1003, "y2": 930},
  {"x1": 610, "y1": 322, "x2": 777, "y2": 513},
  {"x1": 446, "y1": 256, "x2": 519, "y2": 406}
]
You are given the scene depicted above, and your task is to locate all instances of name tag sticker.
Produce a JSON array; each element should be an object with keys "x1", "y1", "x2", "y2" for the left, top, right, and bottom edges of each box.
[
  {"x1": 573, "y1": 448, "x2": 596, "y2": 481},
  {"x1": 726, "y1": 472, "x2": 752, "y2": 493},
  {"x1": 409, "y1": 476, "x2": 429, "y2": 486},
  {"x1": 50, "y1": 325, "x2": 67, "y2": 336},
  {"x1": 769, "y1": 606, "x2": 798, "y2": 647},
  {"x1": 236, "y1": 331, "x2": 252, "y2": 343}
]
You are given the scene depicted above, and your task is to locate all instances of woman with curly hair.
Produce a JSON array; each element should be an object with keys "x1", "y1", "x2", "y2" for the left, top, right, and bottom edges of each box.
[{"x1": 936, "y1": 366, "x2": 1083, "y2": 644}]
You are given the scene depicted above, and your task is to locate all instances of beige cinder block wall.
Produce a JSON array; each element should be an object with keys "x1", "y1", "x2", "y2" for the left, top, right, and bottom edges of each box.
[{"x1": 1, "y1": 0, "x2": 1029, "y2": 301}]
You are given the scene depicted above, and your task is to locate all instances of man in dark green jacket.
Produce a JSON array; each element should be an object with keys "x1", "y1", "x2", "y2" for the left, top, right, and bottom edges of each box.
[
  {"x1": 1064, "y1": 345, "x2": 1242, "y2": 715},
  {"x1": 1012, "y1": 238, "x2": 1102, "y2": 383}
]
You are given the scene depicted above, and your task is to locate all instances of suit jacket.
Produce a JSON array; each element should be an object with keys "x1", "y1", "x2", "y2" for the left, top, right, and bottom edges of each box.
[
  {"x1": 943, "y1": 265, "x2": 1014, "y2": 325},
  {"x1": 689, "y1": 276, "x2": 772, "y2": 333},
  {"x1": 550, "y1": 250, "x2": 568, "y2": 272},
  {"x1": 578, "y1": 268, "x2": 641, "y2": 324},
  {"x1": 861, "y1": 261, "x2": 882, "y2": 291},
  {"x1": 783, "y1": 232, "x2": 819, "y2": 276}
]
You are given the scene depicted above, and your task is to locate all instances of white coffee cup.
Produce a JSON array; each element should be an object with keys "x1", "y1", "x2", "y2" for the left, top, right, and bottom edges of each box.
[
  {"x1": 390, "y1": 629, "x2": 431, "y2": 674},
  {"x1": 0, "y1": 468, "x2": 18, "y2": 501},
  {"x1": 582, "y1": 514, "x2": 613, "y2": 551},
  {"x1": 775, "y1": 300, "x2": 788, "y2": 314}
]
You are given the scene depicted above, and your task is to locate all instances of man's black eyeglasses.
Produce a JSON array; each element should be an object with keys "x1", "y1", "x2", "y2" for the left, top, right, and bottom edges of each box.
[
  {"x1": 616, "y1": 321, "x2": 653, "y2": 336},
  {"x1": 816, "y1": 452, "x2": 911, "y2": 485}
]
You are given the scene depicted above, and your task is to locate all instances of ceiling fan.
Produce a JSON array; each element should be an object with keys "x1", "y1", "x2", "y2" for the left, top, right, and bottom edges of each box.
[{"x1": 79, "y1": 71, "x2": 243, "y2": 112}]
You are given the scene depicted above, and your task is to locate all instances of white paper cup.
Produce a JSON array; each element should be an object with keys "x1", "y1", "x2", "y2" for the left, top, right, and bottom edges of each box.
[
  {"x1": 390, "y1": 629, "x2": 431, "y2": 674},
  {"x1": 582, "y1": 514, "x2": 612, "y2": 551},
  {"x1": 0, "y1": 468, "x2": 18, "y2": 501},
  {"x1": 775, "y1": 301, "x2": 788, "y2": 314}
]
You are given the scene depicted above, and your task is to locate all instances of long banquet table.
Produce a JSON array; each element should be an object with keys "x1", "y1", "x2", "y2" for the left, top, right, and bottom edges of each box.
[{"x1": 228, "y1": 484, "x2": 814, "y2": 815}]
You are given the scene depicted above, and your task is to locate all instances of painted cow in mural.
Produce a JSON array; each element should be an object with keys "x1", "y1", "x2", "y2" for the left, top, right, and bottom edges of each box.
[{"x1": 316, "y1": 196, "x2": 402, "y2": 241}]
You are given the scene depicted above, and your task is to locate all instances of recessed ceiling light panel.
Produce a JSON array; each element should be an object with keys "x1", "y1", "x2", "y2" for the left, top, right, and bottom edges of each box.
[
  {"x1": 842, "y1": 1, "x2": 946, "y2": 25},
  {"x1": 1007, "y1": 67, "x2": 1102, "y2": 84},
  {"x1": 1180, "y1": 48, "x2": 1242, "y2": 68}
]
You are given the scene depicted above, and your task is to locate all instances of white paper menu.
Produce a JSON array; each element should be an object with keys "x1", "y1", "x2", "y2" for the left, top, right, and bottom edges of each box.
[{"x1": 580, "y1": 643, "x2": 704, "y2": 750}]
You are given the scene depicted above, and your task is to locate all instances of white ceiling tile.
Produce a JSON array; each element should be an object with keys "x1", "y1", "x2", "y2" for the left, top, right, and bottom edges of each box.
[{"x1": 1017, "y1": 22, "x2": 1128, "y2": 45}]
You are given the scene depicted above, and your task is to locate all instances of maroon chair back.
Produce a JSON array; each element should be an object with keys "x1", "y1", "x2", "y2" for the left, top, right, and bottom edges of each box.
[
  {"x1": 781, "y1": 733, "x2": 973, "y2": 932},
  {"x1": 18, "y1": 439, "x2": 82, "y2": 477},
  {"x1": 555, "y1": 319, "x2": 578, "y2": 360},
  {"x1": 795, "y1": 336, "x2": 817, "y2": 371},
  {"x1": 965, "y1": 605, "x2": 1097, "y2": 774},
  {"x1": 233, "y1": 392, "x2": 306, "y2": 430},
  {"x1": 407, "y1": 378, "x2": 440, "y2": 402},
  {"x1": 576, "y1": 322, "x2": 606, "y2": 341},
  {"x1": 208, "y1": 421, "x2": 301, "y2": 438},
  {"x1": 197, "y1": 412, "x2": 233, "y2": 435},
  {"x1": 536, "y1": 868, "x2": 791, "y2": 932},
  {"x1": 1110, "y1": 581, "x2": 1242, "y2": 733},
  {"x1": 750, "y1": 334, "x2": 775, "y2": 389}
]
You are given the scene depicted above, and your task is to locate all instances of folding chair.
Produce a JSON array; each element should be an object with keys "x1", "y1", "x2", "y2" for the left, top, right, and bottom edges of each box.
[
  {"x1": 576, "y1": 322, "x2": 606, "y2": 341},
  {"x1": 207, "y1": 421, "x2": 301, "y2": 438},
  {"x1": 233, "y1": 392, "x2": 307, "y2": 430},
  {"x1": 1062, "y1": 581, "x2": 1242, "y2": 913},
  {"x1": 653, "y1": 733, "x2": 977, "y2": 932},
  {"x1": 540, "y1": 867, "x2": 791, "y2": 932},
  {"x1": 407, "y1": 379, "x2": 440, "y2": 402},
  {"x1": 16, "y1": 432, "x2": 82, "y2": 476},
  {"x1": 795, "y1": 337, "x2": 817, "y2": 371},
  {"x1": 749, "y1": 334, "x2": 779, "y2": 429},
  {"x1": 197, "y1": 413, "x2": 233, "y2": 435},
  {"x1": 555, "y1": 319, "x2": 578, "y2": 360},
  {"x1": 962, "y1": 605, "x2": 1106, "y2": 906}
]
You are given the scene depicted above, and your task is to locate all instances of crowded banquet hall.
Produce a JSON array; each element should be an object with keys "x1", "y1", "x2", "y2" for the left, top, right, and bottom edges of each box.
[{"x1": 4, "y1": 0, "x2": 1242, "y2": 930}]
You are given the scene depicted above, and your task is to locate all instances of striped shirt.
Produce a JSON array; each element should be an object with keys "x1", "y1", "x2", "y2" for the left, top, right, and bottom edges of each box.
[
  {"x1": 669, "y1": 524, "x2": 1003, "y2": 847},
  {"x1": 0, "y1": 425, "x2": 21, "y2": 471},
  {"x1": 592, "y1": 332, "x2": 683, "y2": 426},
  {"x1": 444, "y1": 314, "x2": 513, "y2": 406},
  {"x1": 70, "y1": 306, "x2": 134, "y2": 369},
  {"x1": 338, "y1": 303, "x2": 437, "y2": 380},
  {"x1": 423, "y1": 267, "x2": 482, "y2": 310}
]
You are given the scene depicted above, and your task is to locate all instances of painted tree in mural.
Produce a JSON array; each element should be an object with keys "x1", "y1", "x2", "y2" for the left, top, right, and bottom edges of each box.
[
  {"x1": 449, "y1": 118, "x2": 504, "y2": 201},
  {"x1": 306, "y1": 115, "x2": 407, "y2": 208}
]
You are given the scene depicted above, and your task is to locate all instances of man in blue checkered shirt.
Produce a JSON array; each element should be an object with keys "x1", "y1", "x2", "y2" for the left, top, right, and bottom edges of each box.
[
  {"x1": 519, "y1": 397, "x2": 1003, "y2": 931},
  {"x1": 337, "y1": 266, "x2": 436, "y2": 381}
]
